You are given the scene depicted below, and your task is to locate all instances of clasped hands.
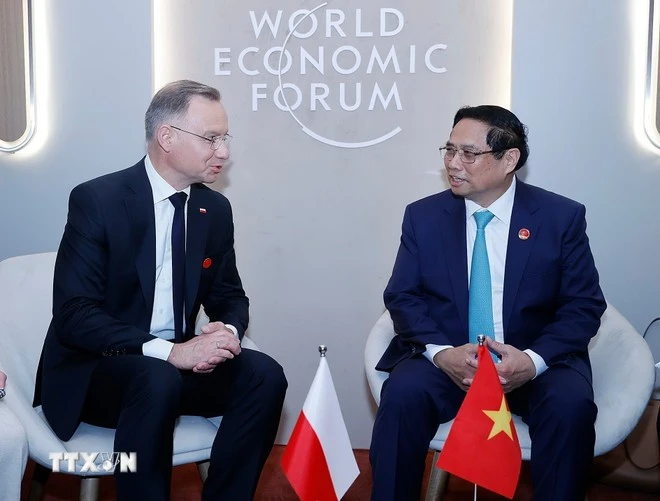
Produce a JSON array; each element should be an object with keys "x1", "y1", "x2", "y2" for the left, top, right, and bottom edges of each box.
[
  {"x1": 167, "y1": 322, "x2": 241, "y2": 373},
  {"x1": 432, "y1": 337, "x2": 535, "y2": 393}
]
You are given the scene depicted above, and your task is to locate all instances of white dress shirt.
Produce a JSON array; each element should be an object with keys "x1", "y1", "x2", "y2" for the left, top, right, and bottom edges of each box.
[
  {"x1": 423, "y1": 176, "x2": 548, "y2": 377},
  {"x1": 142, "y1": 156, "x2": 237, "y2": 361}
]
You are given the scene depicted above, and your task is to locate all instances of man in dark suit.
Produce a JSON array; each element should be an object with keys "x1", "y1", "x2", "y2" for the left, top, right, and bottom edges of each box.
[
  {"x1": 34, "y1": 80, "x2": 287, "y2": 501},
  {"x1": 369, "y1": 105, "x2": 606, "y2": 500}
]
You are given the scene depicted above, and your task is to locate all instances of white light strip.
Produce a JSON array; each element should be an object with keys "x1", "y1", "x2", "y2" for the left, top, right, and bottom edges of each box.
[
  {"x1": 640, "y1": 0, "x2": 660, "y2": 153},
  {"x1": 502, "y1": 0, "x2": 513, "y2": 108},
  {"x1": 0, "y1": 0, "x2": 34, "y2": 152},
  {"x1": 152, "y1": 0, "x2": 169, "y2": 93},
  {"x1": 15, "y1": 0, "x2": 49, "y2": 157}
]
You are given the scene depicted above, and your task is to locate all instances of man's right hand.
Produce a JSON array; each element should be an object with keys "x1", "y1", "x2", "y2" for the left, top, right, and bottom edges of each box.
[
  {"x1": 433, "y1": 344, "x2": 478, "y2": 392},
  {"x1": 167, "y1": 329, "x2": 240, "y2": 371}
]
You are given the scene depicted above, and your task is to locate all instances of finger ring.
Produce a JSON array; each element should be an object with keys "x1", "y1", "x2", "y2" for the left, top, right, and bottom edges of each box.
[
  {"x1": 216, "y1": 341, "x2": 221, "y2": 349},
  {"x1": 0, "y1": 388, "x2": 5, "y2": 399}
]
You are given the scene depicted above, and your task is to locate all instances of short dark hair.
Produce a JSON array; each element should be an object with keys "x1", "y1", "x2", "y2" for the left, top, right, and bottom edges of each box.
[
  {"x1": 453, "y1": 105, "x2": 529, "y2": 171},
  {"x1": 145, "y1": 80, "x2": 221, "y2": 141}
]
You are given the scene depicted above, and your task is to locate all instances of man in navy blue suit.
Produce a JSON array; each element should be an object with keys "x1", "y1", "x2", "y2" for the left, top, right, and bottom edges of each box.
[
  {"x1": 370, "y1": 105, "x2": 606, "y2": 500},
  {"x1": 34, "y1": 80, "x2": 287, "y2": 501}
]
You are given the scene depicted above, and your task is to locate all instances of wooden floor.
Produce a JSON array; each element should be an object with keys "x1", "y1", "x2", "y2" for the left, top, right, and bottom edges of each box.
[{"x1": 21, "y1": 446, "x2": 660, "y2": 500}]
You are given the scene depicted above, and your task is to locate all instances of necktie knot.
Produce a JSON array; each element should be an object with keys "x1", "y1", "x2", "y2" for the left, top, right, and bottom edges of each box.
[
  {"x1": 474, "y1": 210, "x2": 495, "y2": 230},
  {"x1": 169, "y1": 192, "x2": 187, "y2": 210}
]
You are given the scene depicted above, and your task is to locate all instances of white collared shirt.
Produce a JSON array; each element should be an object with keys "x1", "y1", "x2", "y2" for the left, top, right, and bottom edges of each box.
[
  {"x1": 423, "y1": 176, "x2": 548, "y2": 377},
  {"x1": 142, "y1": 155, "x2": 191, "y2": 360},
  {"x1": 141, "y1": 156, "x2": 237, "y2": 360}
]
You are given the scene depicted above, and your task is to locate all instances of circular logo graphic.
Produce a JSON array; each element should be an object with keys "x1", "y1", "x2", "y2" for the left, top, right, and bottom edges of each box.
[{"x1": 276, "y1": 2, "x2": 403, "y2": 148}]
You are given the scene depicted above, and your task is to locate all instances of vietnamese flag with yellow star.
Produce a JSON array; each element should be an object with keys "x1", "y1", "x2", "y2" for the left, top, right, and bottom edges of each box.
[{"x1": 436, "y1": 344, "x2": 521, "y2": 499}]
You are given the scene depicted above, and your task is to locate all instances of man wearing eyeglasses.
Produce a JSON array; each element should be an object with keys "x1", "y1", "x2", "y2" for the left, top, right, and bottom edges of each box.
[
  {"x1": 370, "y1": 105, "x2": 605, "y2": 500},
  {"x1": 34, "y1": 80, "x2": 287, "y2": 501}
]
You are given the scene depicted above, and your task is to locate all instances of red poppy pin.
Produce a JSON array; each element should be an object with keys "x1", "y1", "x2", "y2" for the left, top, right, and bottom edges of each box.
[
  {"x1": 518, "y1": 228, "x2": 530, "y2": 240},
  {"x1": 202, "y1": 258, "x2": 212, "y2": 269}
]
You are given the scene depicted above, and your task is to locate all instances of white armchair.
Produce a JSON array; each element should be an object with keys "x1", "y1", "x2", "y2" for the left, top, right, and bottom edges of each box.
[
  {"x1": 364, "y1": 305, "x2": 656, "y2": 500},
  {"x1": 0, "y1": 252, "x2": 259, "y2": 501}
]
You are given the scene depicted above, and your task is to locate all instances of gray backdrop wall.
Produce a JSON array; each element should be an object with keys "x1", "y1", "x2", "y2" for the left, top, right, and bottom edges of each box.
[{"x1": 0, "y1": 0, "x2": 657, "y2": 449}]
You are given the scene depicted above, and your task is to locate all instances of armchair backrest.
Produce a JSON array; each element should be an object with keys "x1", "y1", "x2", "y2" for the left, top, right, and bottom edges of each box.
[{"x1": 0, "y1": 252, "x2": 57, "y2": 402}]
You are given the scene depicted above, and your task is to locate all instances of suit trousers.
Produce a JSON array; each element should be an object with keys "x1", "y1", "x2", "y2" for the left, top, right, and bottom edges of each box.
[
  {"x1": 81, "y1": 348, "x2": 287, "y2": 501},
  {"x1": 369, "y1": 355, "x2": 596, "y2": 501}
]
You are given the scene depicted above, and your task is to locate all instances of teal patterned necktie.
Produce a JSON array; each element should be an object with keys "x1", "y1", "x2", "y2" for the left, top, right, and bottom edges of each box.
[{"x1": 468, "y1": 210, "x2": 497, "y2": 361}]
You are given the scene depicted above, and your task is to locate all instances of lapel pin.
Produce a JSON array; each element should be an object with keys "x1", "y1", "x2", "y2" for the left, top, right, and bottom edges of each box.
[
  {"x1": 202, "y1": 258, "x2": 212, "y2": 269},
  {"x1": 199, "y1": 208, "x2": 207, "y2": 214},
  {"x1": 518, "y1": 228, "x2": 530, "y2": 240}
]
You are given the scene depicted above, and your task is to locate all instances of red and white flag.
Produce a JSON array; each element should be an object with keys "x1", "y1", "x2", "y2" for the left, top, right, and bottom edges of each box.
[{"x1": 281, "y1": 353, "x2": 360, "y2": 501}]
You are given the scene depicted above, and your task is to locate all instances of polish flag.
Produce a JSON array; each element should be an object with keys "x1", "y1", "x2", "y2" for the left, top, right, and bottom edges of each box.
[{"x1": 281, "y1": 354, "x2": 360, "y2": 501}]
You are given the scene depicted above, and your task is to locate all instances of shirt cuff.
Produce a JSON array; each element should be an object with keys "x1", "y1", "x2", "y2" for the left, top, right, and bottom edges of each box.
[
  {"x1": 143, "y1": 338, "x2": 174, "y2": 360},
  {"x1": 523, "y1": 349, "x2": 548, "y2": 378},
  {"x1": 224, "y1": 324, "x2": 239, "y2": 337},
  {"x1": 424, "y1": 344, "x2": 453, "y2": 368}
]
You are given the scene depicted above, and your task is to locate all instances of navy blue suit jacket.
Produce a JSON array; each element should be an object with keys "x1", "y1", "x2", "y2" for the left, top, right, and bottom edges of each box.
[
  {"x1": 377, "y1": 179, "x2": 606, "y2": 382},
  {"x1": 34, "y1": 160, "x2": 249, "y2": 441}
]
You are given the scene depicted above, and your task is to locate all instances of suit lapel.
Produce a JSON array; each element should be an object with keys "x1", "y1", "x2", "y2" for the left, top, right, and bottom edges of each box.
[
  {"x1": 503, "y1": 180, "x2": 540, "y2": 331},
  {"x1": 124, "y1": 161, "x2": 157, "y2": 309},
  {"x1": 440, "y1": 195, "x2": 469, "y2": 333},
  {"x1": 185, "y1": 185, "x2": 209, "y2": 320}
]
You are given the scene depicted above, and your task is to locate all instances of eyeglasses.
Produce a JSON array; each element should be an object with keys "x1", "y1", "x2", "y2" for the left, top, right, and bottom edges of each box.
[
  {"x1": 439, "y1": 146, "x2": 504, "y2": 164},
  {"x1": 170, "y1": 125, "x2": 232, "y2": 150}
]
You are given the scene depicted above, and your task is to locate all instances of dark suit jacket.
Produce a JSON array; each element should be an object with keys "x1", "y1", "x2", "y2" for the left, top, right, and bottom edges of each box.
[
  {"x1": 377, "y1": 179, "x2": 606, "y2": 382},
  {"x1": 34, "y1": 159, "x2": 249, "y2": 441}
]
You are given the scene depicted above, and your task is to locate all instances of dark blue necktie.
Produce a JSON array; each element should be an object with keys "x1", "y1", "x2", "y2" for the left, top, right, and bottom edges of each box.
[
  {"x1": 169, "y1": 192, "x2": 187, "y2": 343},
  {"x1": 468, "y1": 210, "x2": 498, "y2": 361}
]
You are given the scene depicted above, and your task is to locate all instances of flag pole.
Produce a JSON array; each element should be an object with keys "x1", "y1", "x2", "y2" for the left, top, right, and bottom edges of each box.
[
  {"x1": 319, "y1": 344, "x2": 327, "y2": 357},
  {"x1": 474, "y1": 334, "x2": 486, "y2": 501}
]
